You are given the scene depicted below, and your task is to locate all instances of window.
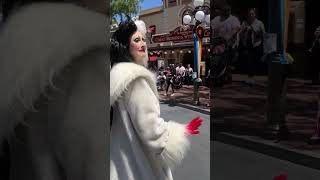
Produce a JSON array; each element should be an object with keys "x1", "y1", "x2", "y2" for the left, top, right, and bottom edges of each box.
[
  {"x1": 182, "y1": 0, "x2": 192, "y2": 5},
  {"x1": 168, "y1": 0, "x2": 177, "y2": 7}
]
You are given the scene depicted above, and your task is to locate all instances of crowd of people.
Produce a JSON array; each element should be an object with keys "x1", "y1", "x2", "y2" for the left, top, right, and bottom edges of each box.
[
  {"x1": 155, "y1": 63, "x2": 194, "y2": 96},
  {"x1": 210, "y1": 3, "x2": 266, "y2": 87},
  {"x1": 210, "y1": 2, "x2": 320, "y2": 143}
]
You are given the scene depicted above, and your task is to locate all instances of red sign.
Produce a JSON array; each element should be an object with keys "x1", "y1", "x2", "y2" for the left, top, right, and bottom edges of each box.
[
  {"x1": 196, "y1": 26, "x2": 205, "y2": 38},
  {"x1": 149, "y1": 55, "x2": 157, "y2": 61},
  {"x1": 152, "y1": 25, "x2": 210, "y2": 43},
  {"x1": 148, "y1": 25, "x2": 156, "y2": 34}
]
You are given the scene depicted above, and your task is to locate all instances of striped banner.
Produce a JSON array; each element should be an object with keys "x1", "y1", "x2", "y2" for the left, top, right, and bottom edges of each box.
[
  {"x1": 193, "y1": 32, "x2": 203, "y2": 78},
  {"x1": 279, "y1": 0, "x2": 286, "y2": 64},
  {"x1": 280, "y1": 0, "x2": 291, "y2": 64},
  {"x1": 193, "y1": 32, "x2": 198, "y2": 78}
]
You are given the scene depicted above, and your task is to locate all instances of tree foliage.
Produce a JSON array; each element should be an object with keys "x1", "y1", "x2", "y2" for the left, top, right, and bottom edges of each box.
[{"x1": 111, "y1": 0, "x2": 144, "y2": 23}]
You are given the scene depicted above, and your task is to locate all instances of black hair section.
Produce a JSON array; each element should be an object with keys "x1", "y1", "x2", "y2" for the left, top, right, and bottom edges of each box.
[{"x1": 110, "y1": 19, "x2": 137, "y2": 67}]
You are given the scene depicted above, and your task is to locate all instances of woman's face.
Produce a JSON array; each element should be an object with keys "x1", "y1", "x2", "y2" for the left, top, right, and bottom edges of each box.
[
  {"x1": 248, "y1": 10, "x2": 256, "y2": 20},
  {"x1": 129, "y1": 31, "x2": 147, "y2": 65}
]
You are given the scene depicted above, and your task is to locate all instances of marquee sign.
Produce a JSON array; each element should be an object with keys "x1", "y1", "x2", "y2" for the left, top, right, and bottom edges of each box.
[{"x1": 151, "y1": 25, "x2": 210, "y2": 43}]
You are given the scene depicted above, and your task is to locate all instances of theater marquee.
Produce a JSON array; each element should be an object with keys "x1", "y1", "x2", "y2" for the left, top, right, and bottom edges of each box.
[{"x1": 151, "y1": 25, "x2": 210, "y2": 43}]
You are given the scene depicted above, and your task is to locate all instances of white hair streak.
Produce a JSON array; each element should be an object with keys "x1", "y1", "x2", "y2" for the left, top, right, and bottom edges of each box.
[
  {"x1": 134, "y1": 19, "x2": 147, "y2": 35},
  {"x1": 133, "y1": 17, "x2": 148, "y2": 67}
]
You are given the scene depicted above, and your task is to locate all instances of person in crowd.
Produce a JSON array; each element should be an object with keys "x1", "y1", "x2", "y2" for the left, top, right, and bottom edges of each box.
[
  {"x1": 157, "y1": 70, "x2": 166, "y2": 91},
  {"x1": 175, "y1": 63, "x2": 186, "y2": 85},
  {"x1": 110, "y1": 19, "x2": 203, "y2": 180},
  {"x1": 159, "y1": 65, "x2": 165, "y2": 72},
  {"x1": 175, "y1": 63, "x2": 180, "y2": 76},
  {"x1": 309, "y1": 26, "x2": 320, "y2": 144},
  {"x1": 211, "y1": 3, "x2": 241, "y2": 48},
  {"x1": 180, "y1": 63, "x2": 186, "y2": 82},
  {"x1": 211, "y1": 3, "x2": 241, "y2": 84},
  {"x1": 308, "y1": 26, "x2": 320, "y2": 84},
  {"x1": 186, "y1": 64, "x2": 193, "y2": 85},
  {"x1": 165, "y1": 66, "x2": 175, "y2": 96},
  {"x1": 239, "y1": 8, "x2": 265, "y2": 86}
]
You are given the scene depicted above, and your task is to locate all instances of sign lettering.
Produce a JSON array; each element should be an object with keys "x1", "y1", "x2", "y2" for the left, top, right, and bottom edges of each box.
[{"x1": 152, "y1": 25, "x2": 210, "y2": 43}]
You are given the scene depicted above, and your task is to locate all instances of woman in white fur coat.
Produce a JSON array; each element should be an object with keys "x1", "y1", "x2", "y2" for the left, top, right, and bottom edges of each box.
[
  {"x1": 0, "y1": 0, "x2": 108, "y2": 179},
  {"x1": 110, "y1": 19, "x2": 203, "y2": 180}
]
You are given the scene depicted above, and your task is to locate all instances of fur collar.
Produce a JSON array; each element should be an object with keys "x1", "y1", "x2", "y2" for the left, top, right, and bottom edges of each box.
[
  {"x1": 0, "y1": 3, "x2": 107, "y2": 140},
  {"x1": 110, "y1": 62, "x2": 158, "y2": 106}
]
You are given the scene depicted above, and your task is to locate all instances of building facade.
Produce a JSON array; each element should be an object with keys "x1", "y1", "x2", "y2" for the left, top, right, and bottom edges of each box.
[{"x1": 139, "y1": 0, "x2": 210, "y2": 76}]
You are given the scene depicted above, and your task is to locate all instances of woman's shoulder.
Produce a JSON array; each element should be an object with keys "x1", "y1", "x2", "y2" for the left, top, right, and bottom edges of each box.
[
  {"x1": 110, "y1": 62, "x2": 158, "y2": 105},
  {"x1": 255, "y1": 19, "x2": 265, "y2": 26},
  {"x1": 111, "y1": 62, "x2": 155, "y2": 79}
]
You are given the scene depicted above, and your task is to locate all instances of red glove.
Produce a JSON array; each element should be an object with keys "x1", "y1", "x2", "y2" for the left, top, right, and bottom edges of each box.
[
  {"x1": 186, "y1": 116, "x2": 203, "y2": 135},
  {"x1": 273, "y1": 174, "x2": 288, "y2": 180}
]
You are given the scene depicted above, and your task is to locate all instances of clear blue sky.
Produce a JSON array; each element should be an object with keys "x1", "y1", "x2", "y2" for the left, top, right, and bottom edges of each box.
[
  {"x1": 140, "y1": 0, "x2": 163, "y2": 11},
  {"x1": 114, "y1": 0, "x2": 163, "y2": 22}
]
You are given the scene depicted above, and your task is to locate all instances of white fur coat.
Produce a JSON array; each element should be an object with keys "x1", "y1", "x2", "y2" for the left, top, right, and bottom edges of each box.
[
  {"x1": 0, "y1": 3, "x2": 108, "y2": 180},
  {"x1": 110, "y1": 62, "x2": 190, "y2": 180}
]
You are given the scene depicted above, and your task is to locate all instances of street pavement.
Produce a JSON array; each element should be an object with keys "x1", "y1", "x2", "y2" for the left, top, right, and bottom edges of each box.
[
  {"x1": 160, "y1": 103, "x2": 210, "y2": 180},
  {"x1": 159, "y1": 85, "x2": 211, "y2": 112},
  {"x1": 213, "y1": 74, "x2": 320, "y2": 139},
  {"x1": 213, "y1": 74, "x2": 320, "y2": 155},
  {"x1": 211, "y1": 141, "x2": 320, "y2": 180}
]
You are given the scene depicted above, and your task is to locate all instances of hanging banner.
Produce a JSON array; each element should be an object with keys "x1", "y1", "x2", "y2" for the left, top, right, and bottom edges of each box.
[
  {"x1": 285, "y1": 0, "x2": 291, "y2": 51},
  {"x1": 152, "y1": 25, "x2": 210, "y2": 43}
]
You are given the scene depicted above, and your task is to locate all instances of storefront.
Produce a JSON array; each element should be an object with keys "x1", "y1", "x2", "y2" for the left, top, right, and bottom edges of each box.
[
  {"x1": 140, "y1": 0, "x2": 210, "y2": 76},
  {"x1": 148, "y1": 24, "x2": 210, "y2": 71}
]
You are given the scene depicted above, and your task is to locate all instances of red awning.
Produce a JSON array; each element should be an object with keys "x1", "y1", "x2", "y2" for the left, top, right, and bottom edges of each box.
[{"x1": 149, "y1": 56, "x2": 157, "y2": 61}]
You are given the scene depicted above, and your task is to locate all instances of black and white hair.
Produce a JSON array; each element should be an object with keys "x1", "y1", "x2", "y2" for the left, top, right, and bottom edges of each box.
[{"x1": 111, "y1": 19, "x2": 148, "y2": 67}]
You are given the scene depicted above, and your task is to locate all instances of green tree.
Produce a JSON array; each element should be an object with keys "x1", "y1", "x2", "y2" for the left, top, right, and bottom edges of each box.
[{"x1": 111, "y1": 0, "x2": 144, "y2": 23}]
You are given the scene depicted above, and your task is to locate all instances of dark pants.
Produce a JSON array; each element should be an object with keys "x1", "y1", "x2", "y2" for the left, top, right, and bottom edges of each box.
[
  {"x1": 166, "y1": 78, "x2": 174, "y2": 94},
  {"x1": 246, "y1": 45, "x2": 263, "y2": 77},
  {"x1": 310, "y1": 47, "x2": 320, "y2": 82}
]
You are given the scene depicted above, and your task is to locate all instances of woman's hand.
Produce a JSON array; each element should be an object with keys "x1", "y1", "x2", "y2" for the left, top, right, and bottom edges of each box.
[
  {"x1": 273, "y1": 174, "x2": 287, "y2": 180},
  {"x1": 186, "y1": 116, "x2": 203, "y2": 135}
]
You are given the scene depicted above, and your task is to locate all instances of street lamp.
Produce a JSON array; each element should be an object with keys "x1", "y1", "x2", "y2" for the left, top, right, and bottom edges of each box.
[
  {"x1": 182, "y1": 0, "x2": 210, "y2": 105},
  {"x1": 264, "y1": 0, "x2": 291, "y2": 140},
  {"x1": 183, "y1": 15, "x2": 192, "y2": 24}
]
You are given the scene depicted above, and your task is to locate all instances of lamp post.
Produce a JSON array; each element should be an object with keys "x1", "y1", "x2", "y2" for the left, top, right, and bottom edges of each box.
[
  {"x1": 182, "y1": 0, "x2": 210, "y2": 105},
  {"x1": 264, "y1": 0, "x2": 290, "y2": 140}
]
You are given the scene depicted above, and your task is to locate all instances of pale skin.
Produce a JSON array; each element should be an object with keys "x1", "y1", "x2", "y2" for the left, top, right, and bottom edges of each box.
[
  {"x1": 248, "y1": 9, "x2": 256, "y2": 23},
  {"x1": 129, "y1": 31, "x2": 147, "y2": 65}
]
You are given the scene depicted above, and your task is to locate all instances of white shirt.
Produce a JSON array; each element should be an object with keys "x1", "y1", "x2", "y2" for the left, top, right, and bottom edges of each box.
[
  {"x1": 241, "y1": 19, "x2": 265, "y2": 47},
  {"x1": 180, "y1": 66, "x2": 186, "y2": 76},
  {"x1": 211, "y1": 15, "x2": 240, "y2": 41}
]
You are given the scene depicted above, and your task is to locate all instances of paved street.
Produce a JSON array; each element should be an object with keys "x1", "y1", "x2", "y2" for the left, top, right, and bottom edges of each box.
[
  {"x1": 211, "y1": 141, "x2": 320, "y2": 180},
  {"x1": 213, "y1": 74, "x2": 320, "y2": 153},
  {"x1": 160, "y1": 103, "x2": 210, "y2": 180},
  {"x1": 159, "y1": 85, "x2": 211, "y2": 112}
]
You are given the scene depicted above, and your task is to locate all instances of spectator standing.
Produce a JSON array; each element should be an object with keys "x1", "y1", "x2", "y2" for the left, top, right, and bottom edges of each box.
[
  {"x1": 165, "y1": 66, "x2": 175, "y2": 96},
  {"x1": 186, "y1": 64, "x2": 193, "y2": 85},
  {"x1": 309, "y1": 26, "x2": 320, "y2": 84},
  {"x1": 239, "y1": 8, "x2": 265, "y2": 85}
]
